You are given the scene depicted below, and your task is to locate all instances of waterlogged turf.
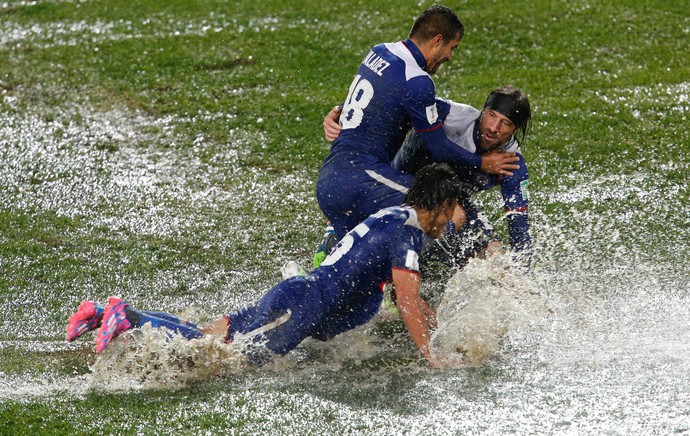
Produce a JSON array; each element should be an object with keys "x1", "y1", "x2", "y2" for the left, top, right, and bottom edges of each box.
[{"x1": 1, "y1": 0, "x2": 689, "y2": 434}]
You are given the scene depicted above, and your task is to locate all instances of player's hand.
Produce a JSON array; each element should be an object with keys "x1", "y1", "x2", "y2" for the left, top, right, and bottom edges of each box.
[
  {"x1": 480, "y1": 151, "x2": 520, "y2": 176},
  {"x1": 323, "y1": 105, "x2": 342, "y2": 142}
]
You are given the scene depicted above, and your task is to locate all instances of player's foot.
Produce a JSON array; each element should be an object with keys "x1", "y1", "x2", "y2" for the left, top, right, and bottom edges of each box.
[
  {"x1": 280, "y1": 260, "x2": 306, "y2": 279},
  {"x1": 312, "y1": 223, "x2": 336, "y2": 269},
  {"x1": 66, "y1": 301, "x2": 105, "y2": 342},
  {"x1": 95, "y1": 297, "x2": 132, "y2": 353}
]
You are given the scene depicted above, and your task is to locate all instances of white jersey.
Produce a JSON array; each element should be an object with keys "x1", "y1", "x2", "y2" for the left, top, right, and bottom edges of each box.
[{"x1": 439, "y1": 98, "x2": 520, "y2": 154}]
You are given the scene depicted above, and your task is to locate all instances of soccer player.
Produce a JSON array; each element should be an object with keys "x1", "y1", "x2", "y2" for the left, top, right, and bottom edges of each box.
[
  {"x1": 66, "y1": 163, "x2": 466, "y2": 368},
  {"x1": 315, "y1": 5, "x2": 519, "y2": 248},
  {"x1": 395, "y1": 86, "x2": 533, "y2": 265},
  {"x1": 323, "y1": 86, "x2": 533, "y2": 267}
]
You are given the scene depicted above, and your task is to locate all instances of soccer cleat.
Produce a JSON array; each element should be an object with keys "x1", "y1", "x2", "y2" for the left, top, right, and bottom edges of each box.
[
  {"x1": 66, "y1": 301, "x2": 105, "y2": 342},
  {"x1": 312, "y1": 251, "x2": 328, "y2": 270},
  {"x1": 312, "y1": 224, "x2": 336, "y2": 269},
  {"x1": 95, "y1": 297, "x2": 132, "y2": 353}
]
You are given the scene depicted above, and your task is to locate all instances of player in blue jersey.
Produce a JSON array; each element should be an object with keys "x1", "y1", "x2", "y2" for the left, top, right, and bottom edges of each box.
[
  {"x1": 323, "y1": 86, "x2": 533, "y2": 268},
  {"x1": 315, "y1": 5, "x2": 520, "y2": 251},
  {"x1": 66, "y1": 163, "x2": 466, "y2": 368}
]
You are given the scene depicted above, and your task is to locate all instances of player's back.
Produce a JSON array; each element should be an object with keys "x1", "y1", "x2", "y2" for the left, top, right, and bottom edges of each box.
[
  {"x1": 313, "y1": 206, "x2": 424, "y2": 307},
  {"x1": 331, "y1": 41, "x2": 433, "y2": 164}
]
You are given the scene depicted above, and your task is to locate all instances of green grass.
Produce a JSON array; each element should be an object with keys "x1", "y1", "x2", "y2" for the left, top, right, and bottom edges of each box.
[{"x1": 1, "y1": 0, "x2": 689, "y2": 433}]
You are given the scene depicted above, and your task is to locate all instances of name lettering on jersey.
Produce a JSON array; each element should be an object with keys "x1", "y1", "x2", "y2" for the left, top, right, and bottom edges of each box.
[{"x1": 363, "y1": 51, "x2": 391, "y2": 77}]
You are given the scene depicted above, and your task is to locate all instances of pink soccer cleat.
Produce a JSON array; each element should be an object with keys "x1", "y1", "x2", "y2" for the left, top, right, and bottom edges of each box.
[
  {"x1": 95, "y1": 297, "x2": 132, "y2": 353},
  {"x1": 66, "y1": 301, "x2": 104, "y2": 342}
]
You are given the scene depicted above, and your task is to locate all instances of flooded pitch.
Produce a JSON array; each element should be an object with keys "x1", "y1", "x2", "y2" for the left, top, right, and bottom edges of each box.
[
  {"x1": 1, "y1": 95, "x2": 688, "y2": 434},
  {"x1": 1, "y1": 6, "x2": 689, "y2": 434}
]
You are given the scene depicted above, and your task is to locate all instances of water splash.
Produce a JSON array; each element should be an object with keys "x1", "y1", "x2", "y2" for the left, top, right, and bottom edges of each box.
[
  {"x1": 431, "y1": 254, "x2": 550, "y2": 367},
  {"x1": 89, "y1": 324, "x2": 249, "y2": 391}
]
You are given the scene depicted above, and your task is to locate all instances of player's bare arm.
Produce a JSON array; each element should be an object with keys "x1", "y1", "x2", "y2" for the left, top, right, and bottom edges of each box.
[{"x1": 392, "y1": 268, "x2": 444, "y2": 367}]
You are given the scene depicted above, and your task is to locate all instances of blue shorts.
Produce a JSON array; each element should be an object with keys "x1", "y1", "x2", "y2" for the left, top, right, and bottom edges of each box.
[
  {"x1": 227, "y1": 276, "x2": 382, "y2": 363},
  {"x1": 316, "y1": 156, "x2": 413, "y2": 239}
]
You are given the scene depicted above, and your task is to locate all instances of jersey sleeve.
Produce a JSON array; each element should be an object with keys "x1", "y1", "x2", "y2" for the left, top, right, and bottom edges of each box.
[
  {"x1": 439, "y1": 98, "x2": 480, "y2": 134},
  {"x1": 418, "y1": 127, "x2": 482, "y2": 169},
  {"x1": 401, "y1": 81, "x2": 482, "y2": 169},
  {"x1": 500, "y1": 153, "x2": 531, "y2": 253},
  {"x1": 389, "y1": 221, "x2": 423, "y2": 274},
  {"x1": 403, "y1": 76, "x2": 442, "y2": 132}
]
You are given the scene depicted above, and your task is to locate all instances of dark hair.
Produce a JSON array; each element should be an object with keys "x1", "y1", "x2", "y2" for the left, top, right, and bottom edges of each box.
[
  {"x1": 409, "y1": 5, "x2": 464, "y2": 44},
  {"x1": 404, "y1": 163, "x2": 462, "y2": 210},
  {"x1": 483, "y1": 86, "x2": 532, "y2": 145}
]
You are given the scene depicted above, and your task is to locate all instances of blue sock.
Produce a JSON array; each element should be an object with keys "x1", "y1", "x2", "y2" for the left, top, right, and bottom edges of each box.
[
  {"x1": 140, "y1": 310, "x2": 199, "y2": 329},
  {"x1": 125, "y1": 307, "x2": 204, "y2": 340}
]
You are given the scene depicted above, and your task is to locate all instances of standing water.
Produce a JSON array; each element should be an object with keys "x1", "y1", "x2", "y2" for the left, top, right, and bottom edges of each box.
[
  {"x1": 1, "y1": 9, "x2": 689, "y2": 432},
  {"x1": 1, "y1": 99, "x2": 688, "y2": 435}
]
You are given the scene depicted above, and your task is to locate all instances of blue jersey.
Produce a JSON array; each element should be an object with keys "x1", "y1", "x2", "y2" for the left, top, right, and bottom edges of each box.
[
  {"x1": 331, "y1": 39, "x2": 437, "y2": 163},
  {"x1": 227, "y1": 206, "x2": 424, "y2": 362},
  {"x1": 317, "y1": 39, "x2": 479, "y2": 239},
  {"x1": 315, "y1": 206, "x2": 423, "y2": 302},
  {"x1": 394, "y1": 99, "x2": 531, "y2": 254}
]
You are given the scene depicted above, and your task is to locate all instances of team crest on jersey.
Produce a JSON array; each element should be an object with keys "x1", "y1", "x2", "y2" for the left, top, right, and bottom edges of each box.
[
  {"x1": 425, "y1": 104, "x2": 438, "y2": 125},
  {"x1": 405, "y1": 250, "x2": 419, "y2": 271}
]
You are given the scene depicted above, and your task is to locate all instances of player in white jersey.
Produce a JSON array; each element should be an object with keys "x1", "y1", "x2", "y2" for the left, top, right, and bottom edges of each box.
[{"x1": 395, "y1": 86, "x2": 533, "y2": 267}]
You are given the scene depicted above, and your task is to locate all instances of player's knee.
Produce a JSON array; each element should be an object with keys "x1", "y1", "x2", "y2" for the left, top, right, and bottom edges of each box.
[{"x1": 200, "y1": 317, "x2": 230, "y2": 336}]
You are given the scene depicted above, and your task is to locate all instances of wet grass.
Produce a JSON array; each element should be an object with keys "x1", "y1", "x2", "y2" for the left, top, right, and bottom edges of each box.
[
  {"x1": 0, "y1": 344, "x2": 92, "y2": 376},
  {"x1": 1, "y1": 0, "x2": 689, "y2": 434}
]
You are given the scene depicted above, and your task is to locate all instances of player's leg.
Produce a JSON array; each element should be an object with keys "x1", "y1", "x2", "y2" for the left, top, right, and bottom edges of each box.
[
  {"x1": 125, "y1": 308, "x2": 204, "y2": 339},
  {"x1": 315, "y1": 164, "x2": 367, "y2": 242},
  {"x1": 310, "y1": 288, "x2": 383, "y2": 341},
  {"x1": 67, "y1": 302, "x2": 202, "y2": 343},
  {"x1": 316, "y1": 163, "x2": 412, "y2": 244},
  {"x1": 314, "y1": 165, "x2": 364, "y2": 266},
  {"x1": 360, "y1": 164, "x2": 413, "y2": 219},
  {"x1": 226, "y1": 277, "x2": 325, "y2": 364},
  {"x1": 139, "y1": 310, "x2": 199, "y2": 329},
  {"x1": 315, "y1": 163, "x2": 412, "y2": 267},
  {"x1": 95, "y1": 297, "x2": 205, "y2": 353},
  {"x1": 200, "y1": 317, "x2": 230, "y2": 335}
]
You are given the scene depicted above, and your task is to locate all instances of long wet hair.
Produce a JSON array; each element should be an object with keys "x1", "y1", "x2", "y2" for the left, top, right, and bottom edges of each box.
[
  {"x1": 404, "y1": 163, "x2": 462, "y2": 210},
  {"x1": 409, "y1": 5, "x2": 464, "y2": 43}
]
